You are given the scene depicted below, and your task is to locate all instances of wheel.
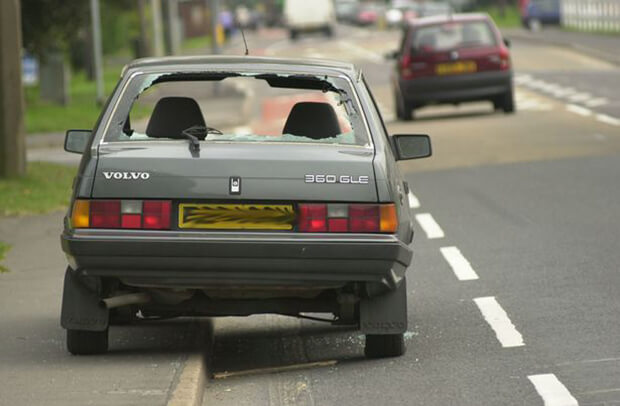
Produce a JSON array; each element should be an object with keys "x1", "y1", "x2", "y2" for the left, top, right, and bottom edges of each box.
[
  {"x1": 364, "y1": 333, "x2": 405, "y2": 358},
  {"x1": 289, "y1": 29, "x2": 298, "y2": 40},
  {"x1": 67, "y1": 328, "x2": 109, "y2": 355},
  {"x1": 324, "y1": 25, "x2": 334, "y2": 37},
  {"x1": 395, "y1": 92, "x2": 413, "y2": 121},
  {"x1": 501, "y1": 88, "x2": 515, "y2": 113}
]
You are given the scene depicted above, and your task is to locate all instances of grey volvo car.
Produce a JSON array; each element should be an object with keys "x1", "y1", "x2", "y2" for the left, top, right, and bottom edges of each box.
[{"x1": 60, "y1": 56, "x2": 431, "y2": 358}]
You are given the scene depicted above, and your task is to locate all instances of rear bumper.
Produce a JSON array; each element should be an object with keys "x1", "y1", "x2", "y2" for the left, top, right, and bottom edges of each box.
[
  {"x1": 61, "y1": 229, "x2": 412, "y2": 290},
  {"x1": 399, "y1": 70, "x2": 512, "y2": 105}
]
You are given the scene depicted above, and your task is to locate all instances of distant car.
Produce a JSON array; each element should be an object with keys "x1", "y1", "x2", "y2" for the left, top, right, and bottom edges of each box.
[
  {"x1": 519, "y1": 0, "x2": 560, "y2": 30},
  {"x1": 284, "y1": 0, "x2": 336, "y2": 39},
  {"x1": 390, "y1": 13, "x2": 514, "y2": 120},
  {"x1": 335, "y1": 0, "x2": 360, "y2": 23},
  {"x1": 59, "y1": 55, "x2": 433, "y2": 358},
  {"x1": 355, "y1": 3, "x2": 384, "y2": 26}
]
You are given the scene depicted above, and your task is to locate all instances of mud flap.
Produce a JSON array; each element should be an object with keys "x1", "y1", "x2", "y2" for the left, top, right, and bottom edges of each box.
[
  {"x1": 360, "y1": 278, "x2": 407, "y2": 335},
  {"x1": 60, "y1": 268, "x2": 109, "y2": 331}
]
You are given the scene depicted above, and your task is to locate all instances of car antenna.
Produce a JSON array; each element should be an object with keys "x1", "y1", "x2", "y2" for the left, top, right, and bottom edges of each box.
[{"x1": 240, "y1": 27, "x2": 249, "y2": 55}]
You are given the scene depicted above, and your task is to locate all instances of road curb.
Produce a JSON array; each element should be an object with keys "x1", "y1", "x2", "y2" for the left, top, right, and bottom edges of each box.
[{"x1": 166, "y1": 321, "x2": 212, "y2": 406}]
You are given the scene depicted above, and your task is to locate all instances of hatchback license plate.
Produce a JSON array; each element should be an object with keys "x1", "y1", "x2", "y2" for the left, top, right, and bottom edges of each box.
[
  {"x1": 435, "y1": 61, "x2": 477, "y2": 75},
  {"x1": 178, "y1": 203, "x2": 295, "y2": 230}
]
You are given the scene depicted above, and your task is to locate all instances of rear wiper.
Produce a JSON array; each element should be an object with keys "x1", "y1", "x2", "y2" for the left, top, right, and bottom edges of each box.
[{"x1": 181, "y1": 125, "x2": 202, "y2": 152}]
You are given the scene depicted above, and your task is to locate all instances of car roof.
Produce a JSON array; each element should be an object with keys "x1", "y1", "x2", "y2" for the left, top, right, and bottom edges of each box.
[
  {"x1": 408, "y1": 12, "x2": 491, "y2": 27},
  {"x1": 122, "y1": 55, "x2": 358, "y2": 78}
]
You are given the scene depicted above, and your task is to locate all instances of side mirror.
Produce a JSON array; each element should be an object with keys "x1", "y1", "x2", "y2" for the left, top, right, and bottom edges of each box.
[
  {"x1": 64, "y1": 129, "x2": 92, "y2": 154},
  {"x1": 393, "y1": 134, "x2": 432, "y2": 160},
  {"x1": 503, "y1": 38, "x2": 511, "y2": 48},
  {"x1": 385, "y1": 50, "x2": 400, "y2": 60}
]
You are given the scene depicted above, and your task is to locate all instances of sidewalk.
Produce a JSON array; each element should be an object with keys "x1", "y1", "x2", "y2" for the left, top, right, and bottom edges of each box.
[{"x1": 502, "y1": 27, "x2": 620, "y2": 66}]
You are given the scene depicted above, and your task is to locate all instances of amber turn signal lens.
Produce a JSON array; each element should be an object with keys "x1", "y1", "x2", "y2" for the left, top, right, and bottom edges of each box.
[
  {"x1": 380, "y1": 204, "x2": 398, "y2": 233},
  {"x1": 71, "y1": 200, "x2": 90, "y2": 228}
]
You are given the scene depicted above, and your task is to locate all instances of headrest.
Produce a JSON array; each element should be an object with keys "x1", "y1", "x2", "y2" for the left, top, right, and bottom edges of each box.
[
  {"x1": 282, "y1": 102, "x2": 341, "y2": 140},
  {"x1": 146, "y1": 97, "x2": 205, "y2": 139}
]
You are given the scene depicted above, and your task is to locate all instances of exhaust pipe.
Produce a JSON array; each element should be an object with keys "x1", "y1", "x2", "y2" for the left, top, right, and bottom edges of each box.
[{"x1": 102, "y1": 292, "x2": 151, "y2": 309}]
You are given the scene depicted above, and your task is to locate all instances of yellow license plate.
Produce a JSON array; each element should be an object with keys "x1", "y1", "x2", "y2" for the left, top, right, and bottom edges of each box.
[
  {"x1": 435, "y1": 61, "x2": 477, "y2": 75},
  {"x1": 178, "y1": 203, "x2": 295, "y2": 230}
]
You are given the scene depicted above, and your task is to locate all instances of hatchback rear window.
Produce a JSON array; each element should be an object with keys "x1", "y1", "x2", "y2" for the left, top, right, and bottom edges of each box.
[
  {"x1": 104, "y1": 72, "x2": 370, "y2": 147},
  {"x1": 412, "y1": 20, "x2": 497, "y2": 52}
]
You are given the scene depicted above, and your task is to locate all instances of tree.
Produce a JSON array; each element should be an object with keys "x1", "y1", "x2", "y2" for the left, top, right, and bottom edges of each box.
[
  {"x1": 21, "y1": 0, "x2": 90, "y2": 59},
  {"x1": 0, "y1": 0, "x2": 26, "y2": 178}
]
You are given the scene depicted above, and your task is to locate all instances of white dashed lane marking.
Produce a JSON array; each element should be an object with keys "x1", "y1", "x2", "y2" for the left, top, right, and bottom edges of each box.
[
  {"x1": 596, "y1": 113, "x2": 620, "y2": 126},
  {"x1": 440, "y1": 246, "x2": 479, "y2": 281},
  {"x1": 407, "y1": 191, "x2": 420, "y2": 209},
  {"x1": 415, "y1": 213, "x2": 445, "y2": 239},
  {"x1": 566, "y1": 104, "x2": 593, "y2": 117},
  {"x1": 528, "y1": 374, "x2": 579, "y2": 406},
  {"x1": 474, "y1": 297, "x2": 525, "y2": 348}
]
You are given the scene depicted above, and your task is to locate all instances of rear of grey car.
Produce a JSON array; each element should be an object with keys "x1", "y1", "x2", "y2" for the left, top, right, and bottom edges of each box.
[{"x1": 60, "y1": 56, "x2": 431, "y2": 358}]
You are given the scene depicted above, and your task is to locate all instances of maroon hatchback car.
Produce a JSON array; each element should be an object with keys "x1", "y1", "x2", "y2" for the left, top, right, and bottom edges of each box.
[{"x1": 390, "y1": 13, "x2": 514, "y2": 120}]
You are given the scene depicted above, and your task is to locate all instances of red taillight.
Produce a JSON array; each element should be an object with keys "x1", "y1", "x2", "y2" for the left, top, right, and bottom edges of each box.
[
  {"x1": 349, "y1": 205, "x2": 380, "y2": 232},
  {"x1": 90, "y1": 200, "x2": 121, "y2": 228},
  {"x1": 298, "y1": 203, "x2": 397, "y2": 233},
  {"x1": 400, "y1": 53, "x2": 415, "y2": 80},
  {"x1": 74, "y1": 199, "x2": 171, "y2": 230},
  {"x1": 143, "y1": 201, "x2": 171, "y2": 230},
  {"x1": 298, "y1": 204, "x2": 327, "y2": 232},
  {"x1": 499, "y1": 47, "x2": 511, "y2": 70}
]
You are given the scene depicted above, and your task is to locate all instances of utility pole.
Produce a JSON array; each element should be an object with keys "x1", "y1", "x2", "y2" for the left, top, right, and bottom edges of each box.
[
  {"x1": 137, "y1": 0, "x2": 151, "y2": 57},
  {"x1": 210, "y1": 0, "x2": 221, "y2": 55},
  {"x1": 151, "y1": 0, "x2": 165, "y2": 57},
  {"x1": 90, "y1": 0, "x2": 105, "y2": 105},
  {"x1": 0, "y1": 0, "x2": 26, "y2": 177}
]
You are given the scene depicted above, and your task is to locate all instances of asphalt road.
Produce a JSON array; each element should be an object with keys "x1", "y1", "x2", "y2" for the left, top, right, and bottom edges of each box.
[{"x1": 2, "y1": 24, "x2": 619, "y2": 406}]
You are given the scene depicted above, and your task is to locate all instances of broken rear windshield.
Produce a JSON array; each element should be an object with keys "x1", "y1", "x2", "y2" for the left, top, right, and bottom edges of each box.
[{"x1": 103, "y1": 71, "x2": 370, "y2": 147}]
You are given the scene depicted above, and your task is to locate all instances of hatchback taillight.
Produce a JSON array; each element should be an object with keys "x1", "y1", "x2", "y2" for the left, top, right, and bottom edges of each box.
[
  {"x1": 298, "y1": 203, "x2": 397, "y2": 233},
  {"x1": 71, "y1": 199, "x2": 171, "y2": 230}
]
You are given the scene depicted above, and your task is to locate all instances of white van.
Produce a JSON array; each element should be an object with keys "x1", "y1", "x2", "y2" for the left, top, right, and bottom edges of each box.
[{"x1": 284, "y1": 0, "x2": 336, "y2": 39}]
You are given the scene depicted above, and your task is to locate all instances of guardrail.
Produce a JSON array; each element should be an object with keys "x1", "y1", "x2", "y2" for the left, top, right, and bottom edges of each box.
[{"x1": 562, "y1": 0, "x2": 620, "y2": 32}]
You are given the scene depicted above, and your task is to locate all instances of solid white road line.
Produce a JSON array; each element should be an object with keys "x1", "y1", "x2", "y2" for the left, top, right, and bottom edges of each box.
[
  {"x1": 415, "y1": 213, "x2": 444, "y2": 239},
  {"x1": 408, "y1": 191, "x2": 420, "y2": 209},
  {"x1": 474, "y1": 297, "x2": 525, "y2": 348},
  {"x1": 440, "y1": 246, "x2": 479, "y2": 281},
  {"x1": 566, "y1": 104, "x2": 593, "y2": 117},
  {"x1": 528, "y1": 374, "x2": 579, "y2": 406},
  {"x1": 596, "y1": 114, "x2": 620, "y2": 126}
]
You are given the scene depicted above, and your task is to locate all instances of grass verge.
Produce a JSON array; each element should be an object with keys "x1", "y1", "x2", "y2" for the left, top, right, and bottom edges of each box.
[
  {"x1": 0, "y1": 162, "x2": 77, "y2": 216},
  {"x1": 482, "y1": 5, "x2": 521, "y2": 28},
  {"x1": 0, "y1": 241, "x2": 9, "y2": 273},
  {"x1": 25, "y1": 63, "x2": 151, "y2": 134}
]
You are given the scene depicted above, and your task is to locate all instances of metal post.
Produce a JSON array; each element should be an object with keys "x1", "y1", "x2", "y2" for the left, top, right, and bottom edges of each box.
[
  {"x1": 167, "y1": 0, "x2": 180, "y2": 55},
  {"x1": 0, "y1": 0, "x2": 26, "y2": 177},
  {"x1": 90, "y1": 0, "x2": 105, "y2": 105},
  {"x1": 151, "y1": 0, "x2": 165, "y2": 56}
]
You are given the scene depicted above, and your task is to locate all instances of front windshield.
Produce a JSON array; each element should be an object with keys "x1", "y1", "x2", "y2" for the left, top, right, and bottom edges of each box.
[{"x1": 104, "y1": 72, "x2": 370, "y2": 147}]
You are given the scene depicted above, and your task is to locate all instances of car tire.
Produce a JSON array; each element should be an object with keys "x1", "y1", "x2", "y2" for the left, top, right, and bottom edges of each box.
[
  {"x1": 324, "y1": 25, "x2": 334, "y2": 37},
  {"x1": 67, "y1": 328, "x2": 109, "y2": 355},
  {"x1": 289, "y1": 30, "x2": 298, "y2": 41},
  {"x1": 364, "y1": 333, "x2": 406, "y2": 358},
  {"x1": 501, "y1": 88, "x2": 515, "y2": 114},
  {"x1": 395, "y1": 93, "x2": 413, "y2": 121}
]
